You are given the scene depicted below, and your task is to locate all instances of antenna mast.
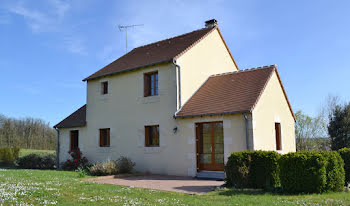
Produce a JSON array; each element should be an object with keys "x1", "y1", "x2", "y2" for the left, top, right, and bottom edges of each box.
[{"x1": 118, "y1": 24, "x2": 144, "y2": 53}]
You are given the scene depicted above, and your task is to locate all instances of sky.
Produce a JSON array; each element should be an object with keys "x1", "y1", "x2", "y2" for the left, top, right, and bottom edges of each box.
[{"x1": 0, "y1": 0, "x2": 350, "y2": 126}]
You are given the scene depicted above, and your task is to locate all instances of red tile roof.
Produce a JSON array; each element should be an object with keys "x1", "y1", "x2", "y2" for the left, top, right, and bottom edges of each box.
[
  {"x1": 175, "y1": 65, "x2": 295, "y2": 120},
  {"x1": 83, "y1": 27, "x2": 218, "y2": 81},
  {"x1": 54, "y1": 105, "x2": 86, "y2": 128}
]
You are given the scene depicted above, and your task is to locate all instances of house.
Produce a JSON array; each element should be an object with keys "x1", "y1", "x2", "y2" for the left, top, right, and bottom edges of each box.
[{"x1": 54, "y1": 19, "x2": 295, "y2": 178}]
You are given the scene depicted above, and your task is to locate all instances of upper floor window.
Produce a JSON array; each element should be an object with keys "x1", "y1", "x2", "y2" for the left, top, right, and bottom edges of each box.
[
  {"x1": 144, "y1": 72, "x2": 158, "y2": 97},
  {"x1": 101, "y1": 81, "x2": 108, "y2": 95},
  {"x1": 145, "y1": 125, "x2": 159, "y2": 147},
  {"x1": 275, "y1": 123, "x2": 282, "y2": 150},
  {"x1": 99, "y1": 128, "x2": 110, "y2": 147}
]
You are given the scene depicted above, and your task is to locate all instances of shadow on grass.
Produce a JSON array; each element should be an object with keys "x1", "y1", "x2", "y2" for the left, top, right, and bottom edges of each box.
[
  {"x1": 217, "y1": 188, "x2": 269, "y2": 196},
  {"x1": 0, "y1": 161, "x2": 16, "y2": 169}
]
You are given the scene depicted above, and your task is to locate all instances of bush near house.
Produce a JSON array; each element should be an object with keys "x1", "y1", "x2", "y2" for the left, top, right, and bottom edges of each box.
[
  {"x1": 225, "y1": 151, "x2": 281, "y2": 189},
  {"x1": 16, "y1": 154, "x2": 56, "y2": 169},
  {"x1": 116, "y1": 156, "x2": 135, "y2": 174},
  {"x1": 62, "y1": 148, "x2": 88, "y2": 170},
  {"x1": 338, "y1": 148, "x2": 350, "y2": 185},
  {"x1": 279, "y1": 151, "x2": 344, "y2": 193},
  {"x1": 88, "y1": 157, "x2": 135, "y2": 176},
  {"x1": 0, "y1": 148, "x2": 20, "y2": 164}
]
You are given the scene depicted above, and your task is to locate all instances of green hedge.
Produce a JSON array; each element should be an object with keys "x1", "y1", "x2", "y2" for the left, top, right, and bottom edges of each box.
[
  {"x1": 279, "y1": 151, "x2": 344, "y2": 193},
  {"x1": 225, "y1": 151, "x2": 281, "y2": 189},
  {"x1": 0, "y1": 148, "x2": 20, "y2": 164},
  {"x1": 16, "y1": 154, "x2": 56, "y2": 169},
  {"x1": 338, "y1": 148, "x2": 350, "y2": 185}
]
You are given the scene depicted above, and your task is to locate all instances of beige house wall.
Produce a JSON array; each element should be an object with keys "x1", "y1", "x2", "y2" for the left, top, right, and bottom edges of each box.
[
  {"x1": 176, "y1": 29, "x2": 238, "y2": 106},
  {"x1": 252, "y1": 71, "x2": 296, "y2": 154}
]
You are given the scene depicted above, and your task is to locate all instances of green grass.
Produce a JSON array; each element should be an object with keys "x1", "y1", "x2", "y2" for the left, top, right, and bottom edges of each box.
[
  {"x1": 0, "y1": 169, "x2": 349, "y2": 205},
  {"x1": 19, "y1": 149, "x2": 55, "y2": 157}
]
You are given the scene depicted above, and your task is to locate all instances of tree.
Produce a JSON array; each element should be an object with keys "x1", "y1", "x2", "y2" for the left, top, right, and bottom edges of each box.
[
  {"x1": 295, "y1": 110, "x2": 329, "y2": 151},
  {"x1": 328, "y1": 103, "x2": 350, "y2": 150}
]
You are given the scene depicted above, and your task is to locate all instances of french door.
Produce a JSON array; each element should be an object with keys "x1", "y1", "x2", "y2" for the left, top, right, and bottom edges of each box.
[{"x1": 196, "y1": 122, "x2": 224, "y2": 171}]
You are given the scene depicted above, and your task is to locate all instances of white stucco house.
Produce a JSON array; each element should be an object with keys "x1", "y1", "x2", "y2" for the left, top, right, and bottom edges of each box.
[{"x1": 54, "y1": 19, "x2": 296, "y2": 178}]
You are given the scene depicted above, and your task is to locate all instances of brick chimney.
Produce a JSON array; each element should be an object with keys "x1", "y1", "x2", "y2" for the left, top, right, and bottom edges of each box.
[{"x1": 205, "y1": 19, "x2": 218, "y2": 28}]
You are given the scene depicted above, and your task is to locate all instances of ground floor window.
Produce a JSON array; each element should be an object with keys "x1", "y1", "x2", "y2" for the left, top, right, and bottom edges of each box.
[
  {"x1": 145, "y1": 125, "x2": 159, "y2": 147},
  {"x1": 70, "y1": 130, "x2": 79, "y2": 151},
  {"x1": 275, "y1": 123, "x2": 282, "y2": 150},
  {"x1": 99, "y1": 128, "x2": 110, "y2": 147}
]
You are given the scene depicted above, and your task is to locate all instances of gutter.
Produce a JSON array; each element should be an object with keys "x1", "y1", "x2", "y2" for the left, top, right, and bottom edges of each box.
[
  {"x1": 172, "y1": 59, "x2": 181, "y2": 109},
  {"x1": 243, "y1": 113, "x2": 250, "y2": 150},
  {"x1": 83, "y1": 59, "x2": 173, "y2": 82},
  {"x1": 54, "y1": 127, "x2": 60, "y2": 169}
]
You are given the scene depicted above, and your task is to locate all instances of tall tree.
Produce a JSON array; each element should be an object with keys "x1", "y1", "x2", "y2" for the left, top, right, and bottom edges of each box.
[
  {"x1": 295, "y1": 110, "x2": 329, "y2": 151},
  {"x1": 328, "y1": 103, "x2": 350, "y2": 150}
]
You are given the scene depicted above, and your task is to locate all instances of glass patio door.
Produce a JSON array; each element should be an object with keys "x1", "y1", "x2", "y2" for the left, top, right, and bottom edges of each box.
[{"x1": 196, "y1": 122, "x2": 224, "y2": 171}]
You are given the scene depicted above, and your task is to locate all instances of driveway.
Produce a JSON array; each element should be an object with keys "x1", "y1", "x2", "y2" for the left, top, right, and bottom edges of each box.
[{"x1": 90, "y1": 175, "x2": 224, "y2": 194}]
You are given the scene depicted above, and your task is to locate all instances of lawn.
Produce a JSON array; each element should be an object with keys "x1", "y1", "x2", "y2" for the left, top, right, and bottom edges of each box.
[
  {"x1": 19, "y1": 149, "x2": 55, "y2": 157},
  {"x1": 0, "y1": 169, "x2": 349, "y2": 205}
]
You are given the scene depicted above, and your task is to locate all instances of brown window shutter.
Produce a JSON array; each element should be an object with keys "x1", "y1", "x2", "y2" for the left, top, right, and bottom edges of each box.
[
  {"x1": 145, "y1": 126, "x2": 149, "y2": 146},
  {"x1": 99, "y1": 129, "x2": 103, "y2": 147},
  {"x1": 155, "y1": 126, "x2": 159, "y2": 146},
  {"x1": 107, "y1": 129, "x2": 110, "y2": 146},
  {"x1": 144, "y1": 74, "x2": 148, "y2": 97},
  {"x1": 275, "y1": 123, "x2": 281, "y2": 150}
]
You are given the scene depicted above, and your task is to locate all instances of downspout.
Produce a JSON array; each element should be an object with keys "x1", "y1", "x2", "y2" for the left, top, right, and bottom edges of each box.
[
  {"x1": 172, "y1": 59, "x2": 181, "y2": 109},
  {"x1": 243, "y1": 113, "x2": 250, "y2": 150},
  {"x1": 54, "y1": 127, "x2": 60, "y2": 170}
]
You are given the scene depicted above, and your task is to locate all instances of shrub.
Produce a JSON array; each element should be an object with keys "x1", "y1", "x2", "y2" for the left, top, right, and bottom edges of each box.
[
  {"x1": 62, "y1": 148, "x2": 88, "y2": 170},
  {"x1": 279, "y1": 151, "x2": 344, "y2": 193},
  {"x1": 0, "y1": 148, "x2": 20, "y2": 164},
  {"x1": 338, "y1": 148, "x2": 350, "y2": 185},
  {"x1": 116, "y1": 156, "x2": 135, "y2": 174},
  {"x1": 88, "y1": 160, "x2": 118, "y2": 176},
  {"x1": 225, "y1": 151, "x2": 281, "y2": 189},
  {"x1": 16, "y1": 154, "x2": 56, "y2": 169}
]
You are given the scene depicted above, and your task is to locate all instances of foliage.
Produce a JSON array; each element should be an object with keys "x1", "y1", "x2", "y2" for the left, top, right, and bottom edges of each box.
[
  {"x1": 279, "y1": 151, "x2": 344, "y2": 193},
  {"x1": 338, "y1": 148, "x2": 350, "y2": 184},
  {"x1": 0, "y1": 114, "x2": 56, "y2": 150},
  {"x1": 2, "y1": 169, "x2": 350, "y2": 205},
  {"x1": 225, "y1": 151, "x2": 281, "y2": 189},
  {"x1": 16, "y1": 154, "x2": 56, "y2": 169},
  {"x1": 0, "y1": 148, "x2": 20, "y2": 164},
  {"x1": 62, "y1": 148, "x2": 88, "y2": 170},
  {"x1": 295, "y1": 110, "x2": 329, "y2": 151},
  {"x1": 328, "y1": 103, "x2": 350, "y2": 150},
  {"x1": 116, "y1": 156, "x2": 135, "y2": 174},
  {"x1": 88, "y1": 160, "x2": 119, "y2": 176}
]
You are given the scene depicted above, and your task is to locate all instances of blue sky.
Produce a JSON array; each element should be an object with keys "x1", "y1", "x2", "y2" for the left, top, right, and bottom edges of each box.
[{"x1": 0, "y1": 0, "x2": 349, "y2": 126}]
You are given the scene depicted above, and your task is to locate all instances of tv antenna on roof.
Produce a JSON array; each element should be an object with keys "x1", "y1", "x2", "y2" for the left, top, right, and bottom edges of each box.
[{"x1": 118, "y1": 24, "x2": 144, "y2": 53}]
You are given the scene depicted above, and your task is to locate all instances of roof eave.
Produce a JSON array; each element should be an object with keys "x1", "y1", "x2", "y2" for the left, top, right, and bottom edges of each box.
[
  {"x1": 175, "y1": 110, "x2": 251, "y2": 118},
  {"x1": 54, "y1": 122, "x2": 86, "y2": 129},
  {"x1": 82, "y1": 59, "x2": 174, "y2": 82}
]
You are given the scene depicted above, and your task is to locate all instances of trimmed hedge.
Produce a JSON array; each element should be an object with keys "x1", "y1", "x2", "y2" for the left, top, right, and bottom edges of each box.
[
  {"x1": 16, "y1": 154, "x2": 56, "y2": 169},
  {"x1": 279, "y1": 151, "x2": 344, "y2": 193},
  {"x1": 338, "y1": 148, "x2": 350, "y2": 184},
  {"x1": 0, "y1": 148, "x2": 20, "y2": 164},
  {"x1": 225, "y1": 151, "x2": 281, "y2": 189}
]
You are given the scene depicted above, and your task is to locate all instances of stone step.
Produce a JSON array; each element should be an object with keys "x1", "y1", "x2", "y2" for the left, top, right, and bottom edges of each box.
[{"x1": 196, "y1": 171, "x2": 225, "y2": 180}]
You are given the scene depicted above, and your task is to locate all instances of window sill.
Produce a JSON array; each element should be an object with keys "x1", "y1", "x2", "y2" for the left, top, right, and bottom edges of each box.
[
  {"x1": 143, "y1": 146, "x2": 163, "y2": 154},
  {"x1": 138, "y1": 95, "x2": 160, "y2": 104}
]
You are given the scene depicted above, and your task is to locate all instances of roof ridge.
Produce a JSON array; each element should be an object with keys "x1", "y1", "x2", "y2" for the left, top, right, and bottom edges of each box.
[
  {"x1": 135, "y1": 27, "x2": 214, "y2": 50},
  {"x1": 210, "y1": 64, "x2": 276, "y2": 77}
]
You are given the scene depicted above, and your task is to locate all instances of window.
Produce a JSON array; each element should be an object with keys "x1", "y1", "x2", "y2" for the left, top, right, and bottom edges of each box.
[
  {"x1": 144, "y1": 72, "x2": 158, "y2": 97},
  {"x1": 99, "y1": 128, "x2": 110, "y2": 147},
  {"x1": 101, "y1": 81, "x2": 108, "y2": 94},
  {"x1": 145, "y1": 125, "x2": 159, "y2": 147},
  {"x1": 275, "y1": 123, "x2": 282, "y2": 150},
  {"x1": 70, "y1": 130, "x2": 79, "y2": 151}
]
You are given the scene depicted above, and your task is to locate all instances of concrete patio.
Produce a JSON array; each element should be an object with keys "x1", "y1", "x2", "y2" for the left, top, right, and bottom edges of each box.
[{"x1": 89, "y1": 175, "x2": 224, "y2": 194}]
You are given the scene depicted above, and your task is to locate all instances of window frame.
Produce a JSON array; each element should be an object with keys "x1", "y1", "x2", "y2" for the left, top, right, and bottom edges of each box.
[
  {"x1": 101, "y1": 81, "x2": 108, "y2": 95},
  {"x1": 99, "y1": 128, "x2": 110, "y2": 147},
  {"x1": 275, "y1": 123, "x2": 282, "y2": 151},
  {"x1": 144, "y1": 71, "x2": 158, "y2": 97},
  {"x1": 145, "y1": 125, "x2": 159, "y2": 147},
  {"x1": 70, "y1": 130, "x2": 79, "y2": 151}
]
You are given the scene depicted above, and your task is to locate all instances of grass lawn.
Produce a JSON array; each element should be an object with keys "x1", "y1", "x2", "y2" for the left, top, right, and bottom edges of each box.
[
  {"x1": 0, "y1": 169, "x2": 349, "y2": 205},
  {"x1": 19, "y1": 149, "x2": 55, "y2": 157}
]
